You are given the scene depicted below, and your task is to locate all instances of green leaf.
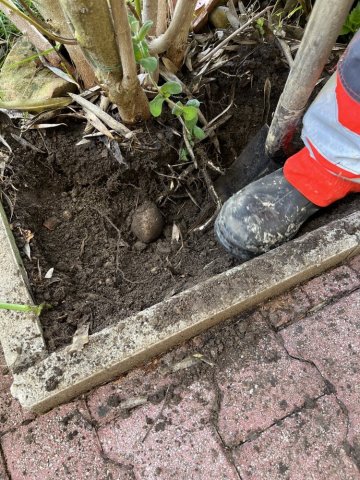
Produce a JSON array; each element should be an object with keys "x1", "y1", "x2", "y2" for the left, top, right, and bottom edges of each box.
[
  {"x1": 349, "y1": 3, "x2": 360, "y2": 26},
  {"x1": 149, "y1": 95, "x2": 165, "y2": 117},
  {"x1": 186, "y1": 99, "x2": 200, "y2": 108},
  {"x1": 341, "y1": 2, "x2": 360, "y2": 35},
  {"x1": 182, "y1": 105, "x2": 198, "y2": 122},
  {"x1": 133, "y1": 42, "x2": 142, "y2": 61},
  {"x1": 138, "y1": 20, "x2": 153, "y2": 40},
  {"x1": 340, "y1": 23, "x2": 352, "y2": 36},
  {"x1": 139, "y1": 39, "x2": 150, "y2": 58},
  {"x1": 179, "y1": 147, "x2": 189, "y2": 162},
  {"x1": 193, "y1": 125, "x2": 206, "y2": 140},
  {"x1": 160, "y1": 81, "x2": 183, "y2": 96},
  {"x1": 128, "y1": 14, "x2": 139, "y2": 34},
  {"x1": 171, "y1": 101, "x2": 184, "y2": 117},
  {"x1": 139, "y1": 56, "x2": 158, "y2": 73},
  {"x1": 256, "y1": 17, "x2": 265, "y2": 35},
  {"x1": 185, "y1": 117, "x2": 197, "y2": 131}
]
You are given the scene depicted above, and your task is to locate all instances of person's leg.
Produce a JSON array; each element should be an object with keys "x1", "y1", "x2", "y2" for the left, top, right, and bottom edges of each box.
[{"x1": 215, "y1": 31, "x2": 360, "y2": 260}]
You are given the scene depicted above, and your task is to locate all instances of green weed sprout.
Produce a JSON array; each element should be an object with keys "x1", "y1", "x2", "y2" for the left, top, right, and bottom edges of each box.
[
  {"x1": 129, "y1": 15, "x2": 158, "y2": 73},
  {"x1": 0, "y1": 302, "x2": 50, "y2": 316},
  {"x1": 341, "y1": 2, "x2": 360, "y2": 36},
  {"x1": 255, "y1": 18, "x2": 265, "y2": 36},
  {"x1": 129, "y1": 15, "x2": 206, "y2": 160}
]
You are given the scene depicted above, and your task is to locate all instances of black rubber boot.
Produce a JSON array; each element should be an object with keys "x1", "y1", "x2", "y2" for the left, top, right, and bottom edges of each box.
[{"x1": 215, "y1": 169, "x2": 320, "y2": 260}]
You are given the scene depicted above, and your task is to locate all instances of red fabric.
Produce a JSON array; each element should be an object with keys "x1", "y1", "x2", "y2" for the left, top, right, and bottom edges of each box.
[
  {"x1": 307, "y1": 140, "x2": 360, "y2": 179},
  {"x1": 284, "y1": 147, "x2": 360, "y2": 207},
  {"x1": 336, "y1": 71, "x2": 360, "y2": 134}
]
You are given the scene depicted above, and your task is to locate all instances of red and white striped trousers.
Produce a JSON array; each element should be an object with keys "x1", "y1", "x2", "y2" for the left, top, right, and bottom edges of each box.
[{"x1": 284, "y1": 30, "x2": 360, "y2": 206}]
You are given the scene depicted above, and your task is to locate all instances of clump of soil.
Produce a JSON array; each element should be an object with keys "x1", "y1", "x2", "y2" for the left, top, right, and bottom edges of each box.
[{"x1": 2, "y1": 41, "x2": 292, "y2": 351}]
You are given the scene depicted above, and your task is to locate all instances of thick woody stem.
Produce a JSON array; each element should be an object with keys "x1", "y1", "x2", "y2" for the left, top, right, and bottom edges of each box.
[
  {"x1": 59, "y1": 0, "x2": 148, "y2": 123},
  {"x1": 142, "y1": 0, "x2": 158, "y2": 35},
  {"x1": 156, "y1": 0, "x2": 168, "y2": 36},
  {"x1": 34, "y1": 0, "x2": 96, "y2": 88},
  {"x1": 110, "y1": 0, "x2": 150, "y2": 120},
  {"x1": 149, "y1": 0, "x2": 197, "y2": 68}
]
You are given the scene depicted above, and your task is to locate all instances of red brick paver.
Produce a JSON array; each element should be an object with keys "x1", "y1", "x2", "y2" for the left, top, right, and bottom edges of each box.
[
  {"x1": 216, "y1": 313, "x2": 325, "y2": 446},
  {"x1": 87, "y1": 362, "x2": 174, "y2": 426},
  {"x1": 233, "y1": 395, "x2": 359, "y2": 480},
  {"x1": 1, "y1": 401, "x2": 127, "y2": 480},
  {"x1": 301, "y1": 265, "x2": 359, "y2": 309},
  {"x1": 98, "y1": 380, "x2": 239, "y2": 480},
  {"x1": 348, "y1": 255, "x2": 360, "y2": 273},
  {"x1": 282, "y1": 289, "x2": 360, "y2": 451}
]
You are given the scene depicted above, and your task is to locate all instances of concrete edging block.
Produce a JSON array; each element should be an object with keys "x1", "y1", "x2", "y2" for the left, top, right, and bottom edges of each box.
[
  {"x1": 0, "y1": 203, "x2": 46, "y2": 371},
  {"x1": 3, "y1": 211, "x2": 359, "y2": 413}
]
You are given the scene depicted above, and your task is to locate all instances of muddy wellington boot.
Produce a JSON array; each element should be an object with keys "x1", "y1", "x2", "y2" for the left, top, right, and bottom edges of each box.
[
  {"x1": 215, "y1": 167, "x2": 320, "y2": 260},
  {"x1": 216, "y1": 31, "x2": 360, "y2": 259}
]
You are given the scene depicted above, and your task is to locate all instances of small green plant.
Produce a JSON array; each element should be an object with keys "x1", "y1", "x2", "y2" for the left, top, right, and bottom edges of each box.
[
  {"x1": 0, "y1": 302, "x2": 50, "y2": 315},
  {"x1": 255, "y1": 17, "x2": 266, "y2": 36},
  {"x1": 129, "y1": 15, "x2": 158, "y2": 73},
  {"x1": 150, "y1": 83, "x2": 206, "y2": 160},
  {"x1": 341, "y1": 2, "x2": 360, "y2": 36},
  {"x1": 272, "y1": 0, "x2": 309, "y2": 34},
  {"x1": 129, "y1": 15, "x2": 206, "y2": 160}
]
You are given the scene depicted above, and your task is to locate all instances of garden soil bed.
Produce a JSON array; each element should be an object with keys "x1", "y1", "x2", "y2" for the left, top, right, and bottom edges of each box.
[{"x1": 2, "y1": 40, "x2": 357, "y2": 353}]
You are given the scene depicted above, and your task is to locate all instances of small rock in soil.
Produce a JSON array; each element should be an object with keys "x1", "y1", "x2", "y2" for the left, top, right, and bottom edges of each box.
[
  {"x1": 62, "y1": 210, "x2": 72, "y2": 221},
  {"x1": 209, "y1": 6, "x2": 230, "y2": 29},
  {"x1": 43, "y1": 216, "x2": 60, "y2": 231},
  {"x1": 131, "y1": 201, "x2": 164, "y2": 243},
  {"x1": 133, "y1": 241, "x2": 148, "y2": 252}
]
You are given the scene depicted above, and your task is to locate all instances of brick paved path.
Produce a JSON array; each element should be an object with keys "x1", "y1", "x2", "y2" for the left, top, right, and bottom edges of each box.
[{"x1": 1, "y1": 256, "x2": 360, "y2": 479}]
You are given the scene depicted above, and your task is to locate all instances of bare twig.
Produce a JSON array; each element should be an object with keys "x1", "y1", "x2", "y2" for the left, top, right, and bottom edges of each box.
[
  {"x1": 157, "y1": 163, "x2": 195, "y2": 202},
  {"x1": 0, "y1": 0, "x2": 76, "y2": 44},
  {"x1": 276, "y1": 37, "x2": 294, "y2": 67},
  {"x1": 83, "y1": 110, "x2": 114, "y2": 139},
  {"x1": 91, "y1": 207, "x2": 129, "y2": 275},
  {"x1": 192, "y1": 152, "x2": 223, "y2": 232},
  {"x1": 180, "y1": 121, "x2": 197, "y2": 168},
  {"x1": 0, "y1": 0, "x2": 61, "y2": 66},
  {"x1": 34, "y1": 0, "x2": 96, "y2": 87},
  {"x1": 262, "y1": 77, "x2": 271, "y2": 125},
  {"x1": 91, "y1": 208, "x2": 128, "y2": 246},
  {"x1": 69, "y1": 94, "x2": 133, "y2": 138},
  {"x1": 199, "y1": 6, "x2": 272, "y2": 64}
]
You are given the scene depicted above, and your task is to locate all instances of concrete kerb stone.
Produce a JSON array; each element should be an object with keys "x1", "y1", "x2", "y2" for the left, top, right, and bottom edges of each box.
[
  {"x1": 0, "y1": 203, "x2": 46, "y2": 371},
  {"x1": 3, "y1": 212, "x2": 359, "y2": 414}
]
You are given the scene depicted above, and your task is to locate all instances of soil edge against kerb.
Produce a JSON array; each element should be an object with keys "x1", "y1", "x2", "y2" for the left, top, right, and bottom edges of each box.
[
  {"x1": 4, "y1": 212, "x2": 359, "y2": 413},
  {"x1": 0, "y1": 203, "x2": 46, "y2": 371}
]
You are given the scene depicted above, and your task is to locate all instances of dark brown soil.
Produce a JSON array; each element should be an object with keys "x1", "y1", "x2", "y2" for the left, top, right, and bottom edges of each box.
[{"x1": 3, "y1": 39, "x2": 356, "y2": 353}]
